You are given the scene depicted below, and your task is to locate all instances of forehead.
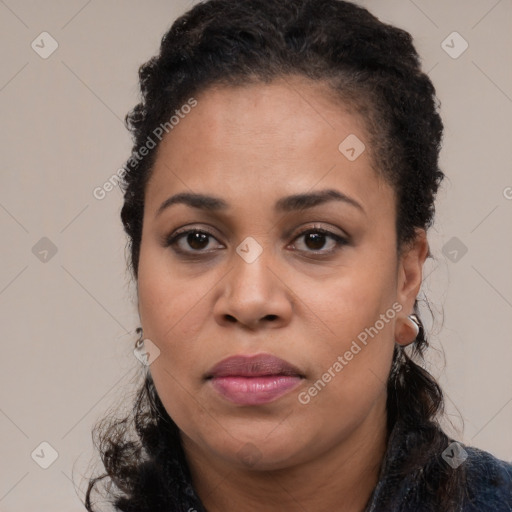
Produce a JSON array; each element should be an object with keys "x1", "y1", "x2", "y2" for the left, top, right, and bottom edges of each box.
[{"x1": 145, "y1": 77, "x2": 392, "y2": 216}]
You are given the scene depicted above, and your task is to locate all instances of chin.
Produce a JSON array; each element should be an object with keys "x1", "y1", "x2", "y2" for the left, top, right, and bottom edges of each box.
[{"x1": 206, "y1": 427, "x2": 313, "y2": 471}]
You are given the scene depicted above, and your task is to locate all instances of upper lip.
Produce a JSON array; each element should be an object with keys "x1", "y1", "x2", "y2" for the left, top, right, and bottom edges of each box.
[{"x1": 206, "y1": 353, "x2": 304, "y2": 379}]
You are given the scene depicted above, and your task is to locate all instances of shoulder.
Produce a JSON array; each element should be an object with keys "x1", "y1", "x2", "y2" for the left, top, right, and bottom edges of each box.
[
  {"x1": 460, "y1": 444, "x2": 512, "y2": 511},
  {"x1": 366, "y1": 422, "x2": 512, "y2": 512}
]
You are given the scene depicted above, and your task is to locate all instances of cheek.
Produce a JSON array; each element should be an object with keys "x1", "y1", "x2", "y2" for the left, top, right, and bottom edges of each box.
[
  {"x1": 295, "y1": 247, "x2": 398, "y2": 397},
  {"x1": 136, "y1": 252, "x2": 212, "y2": 425},
  {"x1": 136, "y1": 242, "x2": 222, "y2": 393},
  {"x1": 293, "y1": 281, "x2": 397, "y2": 441},
  {"x1": 137, "y1": 241, "x2": 205, "y2": 337},
  {"x1": 304, "y1": 251, "x2": 397, "y2": 340},
  {"x1": 301, "y1": 275, "x2": 397, "y2": 381}
]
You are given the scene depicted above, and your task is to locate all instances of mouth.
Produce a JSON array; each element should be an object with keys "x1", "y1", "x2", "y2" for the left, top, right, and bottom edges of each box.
[{"x1": 205, "y1": 353, "x2": 305, "y2": 405}]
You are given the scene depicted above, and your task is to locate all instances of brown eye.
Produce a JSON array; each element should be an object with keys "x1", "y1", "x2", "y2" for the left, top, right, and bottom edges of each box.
[
  {"x1": 290, "y1": 227, "x2": 348, "y2": 255},
  {"x1": 165, "y1": 228, "x2": 224, "y2": 254},
  {"x1": 303, "y1": 232, "x2": 328, "y2": 251},
  {"x1": 186, "y1": 232, "x2": 210, "y2": 250}
]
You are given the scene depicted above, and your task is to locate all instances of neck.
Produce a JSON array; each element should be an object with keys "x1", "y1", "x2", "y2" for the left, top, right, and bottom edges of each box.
[{"x1": 182, "y1": 397, "x2": 389, "y2": 512}]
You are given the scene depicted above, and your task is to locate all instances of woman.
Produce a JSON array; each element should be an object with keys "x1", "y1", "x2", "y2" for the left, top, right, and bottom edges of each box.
[{"x1": 84, "y1": 0, "x2": 512, "y2": 510}]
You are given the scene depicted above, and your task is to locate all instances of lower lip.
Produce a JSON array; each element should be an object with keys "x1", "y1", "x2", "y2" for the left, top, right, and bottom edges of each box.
[{"x1": 209, "y1": 375, "x2": 302, "y2": 405}]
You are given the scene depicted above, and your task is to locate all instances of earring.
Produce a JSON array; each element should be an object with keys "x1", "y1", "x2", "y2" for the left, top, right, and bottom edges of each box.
[
  {"x1": 395, "y1": 314, "x2": 421, "y2": 347},
  {"x1": 134, "y1": 327, "x2": 144, "y2": 350},
  {"x1": 133, "y1": 328, "x2": 161, "y2": 366},
  {"x1": 134, "y1": 327, "x2": 149, "y2": 365}
]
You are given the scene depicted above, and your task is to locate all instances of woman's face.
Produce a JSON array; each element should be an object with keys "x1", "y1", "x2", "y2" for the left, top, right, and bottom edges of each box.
[{"x1": 137, "y1": 76, "x2": 427, "y2": 470}]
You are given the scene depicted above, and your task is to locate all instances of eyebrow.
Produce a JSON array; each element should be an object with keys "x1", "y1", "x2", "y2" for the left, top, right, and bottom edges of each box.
[{"x1": 155, "y1": 188, "x2": 365, "y2": 217}]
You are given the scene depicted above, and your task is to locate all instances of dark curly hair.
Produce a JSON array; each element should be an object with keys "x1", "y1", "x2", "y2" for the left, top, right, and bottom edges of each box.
[{"x1": 84, "y1": 1, "x2": 465, "y2": 510}]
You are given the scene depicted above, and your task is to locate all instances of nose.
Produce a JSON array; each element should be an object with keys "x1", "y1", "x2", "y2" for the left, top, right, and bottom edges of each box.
[{"x1": 213, "y1": 246, "x2": 293, "y2": 330}]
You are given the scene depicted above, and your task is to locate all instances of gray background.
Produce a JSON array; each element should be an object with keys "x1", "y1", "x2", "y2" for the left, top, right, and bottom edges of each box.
[{"x1": 1, "y1": 0, "x2": 511, "y2": 510}]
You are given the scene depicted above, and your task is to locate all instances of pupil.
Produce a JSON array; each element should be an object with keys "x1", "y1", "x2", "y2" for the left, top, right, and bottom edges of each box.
[
  {"x1": 305, "y1": 233, "x2": 325, "y2": 250},
  {"x1": 188, "y1": 232, "x2": 209, "y2": 249}
]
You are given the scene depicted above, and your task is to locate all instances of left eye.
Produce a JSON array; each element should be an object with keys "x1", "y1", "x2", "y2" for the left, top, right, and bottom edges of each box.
[{"x1": 289, "y1": 228, "x2": 348, "y2": 254}]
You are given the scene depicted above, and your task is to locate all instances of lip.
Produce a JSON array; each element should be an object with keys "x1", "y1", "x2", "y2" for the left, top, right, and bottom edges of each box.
[
  {"x1": 206, "y1": 353, "x2": 304, "y2": 405},
  {"x1": 206, "y1": 353, "x2": 304, "y2": 379}
]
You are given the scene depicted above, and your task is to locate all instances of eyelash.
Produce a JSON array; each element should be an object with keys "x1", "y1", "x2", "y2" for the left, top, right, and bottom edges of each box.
[{"x1": 164, "y1": 225, "x2": 349, "y2": 257}]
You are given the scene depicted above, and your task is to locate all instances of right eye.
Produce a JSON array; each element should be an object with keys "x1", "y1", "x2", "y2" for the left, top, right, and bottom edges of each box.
[{"x1": 164, "y1": 228, "x2": 225, "y2": 255}]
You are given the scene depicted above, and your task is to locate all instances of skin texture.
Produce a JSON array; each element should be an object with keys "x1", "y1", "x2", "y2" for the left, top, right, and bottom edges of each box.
[{"x1": 137, "y1": 76, "x2": 428, "y2": 512}]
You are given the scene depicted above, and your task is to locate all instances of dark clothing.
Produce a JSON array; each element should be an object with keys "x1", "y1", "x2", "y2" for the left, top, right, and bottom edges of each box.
[
  {"x1": 364, "y1": 421, "x2": 512, "y2": 511},
  {"x1": 173, "y1": 420, "x2": 512, "y2": 511}
]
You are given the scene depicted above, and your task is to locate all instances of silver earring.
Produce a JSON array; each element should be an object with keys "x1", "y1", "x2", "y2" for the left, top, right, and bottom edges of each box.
[
  {"x1": 134, "y1": 327, "x2": 144, "y2": 350},
  {"x1": 408, "y1": 314, "x2": 421, "y2": 339},
  {"x1": 395, "y1": 314, "x2": 422, "y2": 347},
  {"x1": 134, "y1": 328, "x2": 149, "y2": 366},
  {"x1": 133, "y1": 328, "x2": 161, "y2": 366}
]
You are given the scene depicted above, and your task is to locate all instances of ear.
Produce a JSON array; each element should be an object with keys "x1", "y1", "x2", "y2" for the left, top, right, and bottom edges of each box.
[{"x1": 396, "y1": 228, "x2": 429, "y2": 313}]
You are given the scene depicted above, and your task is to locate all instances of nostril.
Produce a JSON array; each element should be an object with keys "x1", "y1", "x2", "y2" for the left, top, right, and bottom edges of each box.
[{"x1": 223, "y1": 314, "x2": 278, "y2": 324}]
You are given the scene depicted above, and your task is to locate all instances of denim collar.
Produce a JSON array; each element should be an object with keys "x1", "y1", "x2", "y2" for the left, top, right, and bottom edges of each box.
[{"x1": 363, "y1": 420, "x2": 512, "y2": 511}]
